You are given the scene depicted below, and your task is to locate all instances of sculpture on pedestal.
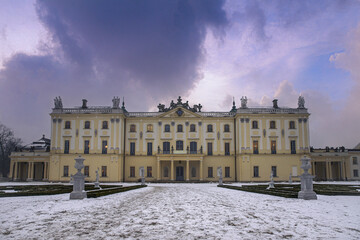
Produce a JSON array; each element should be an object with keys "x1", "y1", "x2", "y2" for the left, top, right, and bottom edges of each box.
[
  {"x1": 298, "y1": 156, "x2": 317, "y2": 200},
  {"x1": 217, "y1": 167, "x2": 223, "y2": 186},
  {"x1": 70, "y1": 156, "x2": 87, "y2": 200},
  {"x1": 94, "y1": 168, "x2": 100, "y2": 189},
  {"x1": 139, "y1": 166, "x2": 145, "y2": 185},
  {"x1": 267, "y1": 171, "x2": 275, "y2": 189}
]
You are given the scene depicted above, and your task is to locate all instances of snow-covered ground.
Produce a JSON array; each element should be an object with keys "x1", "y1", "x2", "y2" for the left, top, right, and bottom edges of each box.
[{"x1": 1, "y1": 183, "x2": 360, "y2": 239}]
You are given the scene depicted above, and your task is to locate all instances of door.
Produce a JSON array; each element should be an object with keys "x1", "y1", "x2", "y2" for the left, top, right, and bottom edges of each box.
[{"x1": 176, "y1": 166, "x2": 184, "y2": 181}]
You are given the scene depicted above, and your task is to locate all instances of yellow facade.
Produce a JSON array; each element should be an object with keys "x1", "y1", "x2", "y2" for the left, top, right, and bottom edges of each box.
[{"x1": 10, "y1": 96, "x2": 317, "y2": 182}]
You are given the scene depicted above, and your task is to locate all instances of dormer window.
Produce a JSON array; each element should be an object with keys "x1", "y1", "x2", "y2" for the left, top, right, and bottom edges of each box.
[
  {"x1": 190, "y1": 124, "x2": 196, "y2": 132},
  {"x1": 177, "y1": 124, "x2": 183, "y2": 132},
  {"x1": 270, "y1": 121, "x2": 276, "y2": 129},
  {"x1": 207, "y1": 124, "x2": 213, "y2": 132},
  {"x1": 102, "y1": 121, "x2": 108, "y2": 129},
  {"x1": 65, "y1": 121, "x2": 71, "y2": 129},
  {"x1": 84, "y1": 121, "x2": 90, "y2": 129},
  {"x1": 130, "y1": 124, "x2": 136, "y2": 132}
]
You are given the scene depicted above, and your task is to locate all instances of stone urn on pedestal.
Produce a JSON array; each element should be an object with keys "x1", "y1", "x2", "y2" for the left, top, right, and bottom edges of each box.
[
  {"x1": 70, "y1": 156, "x2": 87, "y2": 200},
  {"x1": 298, "y1": 156, "x2": 317, "y2": 200}
]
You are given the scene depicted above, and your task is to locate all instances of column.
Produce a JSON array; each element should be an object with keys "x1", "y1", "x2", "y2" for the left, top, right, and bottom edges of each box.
[
  {"x1": 171, "y1": 160, "x2": 174, "y2": 181},
  {"x1": 157, "y1": 160, "x2": 161, "y2": 180},
  {"x1": 27, "y1": 162, "x2": 33, "y2": 181},
  {"x1": 31, "y1": 162, "x2": 35, "y2": 179},
  {"x1": 13, "y1": 162, "x2": 18, "y2": 180},
  {"x1": 43, "y1": 162, "x2": 49, "y2": 180},
  {"x1": 186, "y1": 160, "x2": 190, "y2": 181},
  {"x1": 311, "y1": 162, "x2": 315, "y2": 176},
  {"x1": 200, "y1": 160, "x2": 203, "y2": 181},
  {"x1": 328, "y1": 162, "x2": 332, "y2": 180}
]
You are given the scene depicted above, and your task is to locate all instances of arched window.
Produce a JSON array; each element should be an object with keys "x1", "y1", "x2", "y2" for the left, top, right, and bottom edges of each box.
[
  {"x1": 65, "y1": 121, "x2": 71, "y2": 129},
  {"x1": 147, "y1": 124, "x2": 153, "y2": 132},
  {"x1": 207, "y1": 124, "x2": 213, "y2": 132},
  {"x1": 102, "y1": 121, "x2": 108, "y2": 129},
  {"x1": 177, "y1": 124, "x2": 183, "y2": 132},
  {"x1": 84, "y1": 121, "x2": 90, "y2": 129},
  {"x1": 130, "y1": 124, "x2": 136, "y2": 132},
  {"x1": 289, "y1": 121, "x2": 295, "y2": 129},
  {"x1": 252, "y1": 121, "x2": 258, "y2": 129},
  {"x1": 176, "y1": 140, "x2": 183, "y2": 150},
  {"x1": 190, "y1": 124, "x2": 196, "y2": 132},
  {"x1": 164, "y1": 124, "x2": 170, "y2": 132},
  {"x1": 224, "y1": 124, "x2": 230, "y2": 132},
  {"x1": 164, "y1": 167, "x2": 169, "y2": 178},
  {"x1": 270, "y1": 121, "x2": 276, "y2": 129},
  {"x1": 191, "y1": 167, "x2": 196, "y2": 177}
]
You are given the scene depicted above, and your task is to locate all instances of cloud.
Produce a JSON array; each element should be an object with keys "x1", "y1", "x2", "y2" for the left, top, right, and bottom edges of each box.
[{"x1": 35, "y1": 0, "x2": 228, "y2": 97}]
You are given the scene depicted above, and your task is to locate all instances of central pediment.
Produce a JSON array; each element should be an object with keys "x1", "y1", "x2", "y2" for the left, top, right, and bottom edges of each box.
[{"x1": 158, "y1": 106, "x2": 202, "y2": 118}]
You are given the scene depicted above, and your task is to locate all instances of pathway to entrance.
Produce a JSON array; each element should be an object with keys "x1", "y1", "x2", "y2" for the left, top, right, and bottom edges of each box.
[{"x1": 1, "y1": 183, "x2": 359, "y2": 239}]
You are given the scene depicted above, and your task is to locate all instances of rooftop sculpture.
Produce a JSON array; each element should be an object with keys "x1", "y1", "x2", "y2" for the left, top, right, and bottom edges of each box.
[{"x1": 157, "y1": 96, "x2": 202, "y2": 112}]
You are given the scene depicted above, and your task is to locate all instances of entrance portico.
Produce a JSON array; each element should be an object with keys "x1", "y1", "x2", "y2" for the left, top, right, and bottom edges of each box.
[{"x1": 156, "y1": 155, "x2": 203, "y2": 181}]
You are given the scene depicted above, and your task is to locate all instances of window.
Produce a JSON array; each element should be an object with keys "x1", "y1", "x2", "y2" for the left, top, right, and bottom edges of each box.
[
  {"x1": 225, "y1": 167, "x2": 230, "y2": 178},
  {"x1": 63, "y1": 166, "x2": 69, "y2": 177},
  {"x1": 65, "y1": 121, "x2": 71, "y2": 129},
  {"x1": 147, "y1": 167, "x2": 152, "y2": 177},
  {"x1": 252, "y1": 121, "x2": 258, "y2": 129},
  {"x1": 130, "y1": 124, "x2": 136, "y2": 132},
  {"x1": 353, "y1": 157, "x2": 358, "y2": 165},
  {"x1": 164, "y1": 124, "x2": 170, "y2": 132},
  {"x1": 102, "y1": 121, "x2": 108, "y2": 129},
  {"x1": 191, "y1": 167, "x2": 196, "y2": 177},
  {"x1": 147, "y1": 124, "x2": 153, "y2": 132},
  {"x1": 101, "y1": 166, "x2": 107, "y2": 177},
  {"x1": 84, "y1": 140, "x2": 90, "y2": 154},
  {"x1": 289, "y1": 121, "x2": 295, "y2": 129},
  {"x1": 147, "y1": 142, "x2": 152, "y2": 156},
  {"x1": 253, "y1": 140, "x2": 259, "y2": 154},
  {"x1": 163, "y1": 142, "x2": 170, "y2": 154},
  {"x1": 102, "y1": 140, "x2": 108, "y2": 154},
  {"x1": 224, "y1": 124, "x2": 230, "y2": 132},
  {"x1": 225, "y1": 142, "x2": 230, "y2": 155},
  {"x1": 177, "y1": 124, "x2": 183, "y2": 132},
  {"x1": 354, "y1": 169, "x2": 359, "y2": 177},
  {"x1": 270, "y1": 121, "x2": 276, "y2": 129},
  {"x1": 130, "y1": 167, "x2": 135, "y2": 177},
  {"x1": 271, "y1": 166, "x2": 277, "y2": 177},
  {"x1": 64, "y1": 140, "x2": 70, "y2": 154},
  {"x1": 164, "y1": 167, "x2": 169, "y2": 178},
  {"x1": 207, "y1": 142, "x2": 213, "y2": 155},
  {"x1": 84, "y1": 121, "x2": 90, "y2": 129},
  {"x1": 253, "y1": 166, "x2": 259, "y2": 177},
  {"x1": 190, "y1": 142, "x2": 197, "y2": 154},
  {"x1": 290, "y1": 140, "x2": 296, "y2": 154},
  {"x1": 207, "y1": 124, "x2": 213, "y2": 132},
  {"x1": 176, "y1": 140, "x2": 183, "y2": 150},
  {"x1": 271, "y1": 140, "x2": 276, "y2": 154},
  {"x1": 208, "y1": 167, "x2": 213, "y2": 178},
  {"x1": 130, "y1": 142, "x2": 135, "y2": 155},
  {"x1": 84, "y1": 166, "x2": 89, "y2": 177},
  {"x1": 190, "y1": 124, "x2": 196, "y2": 132}
]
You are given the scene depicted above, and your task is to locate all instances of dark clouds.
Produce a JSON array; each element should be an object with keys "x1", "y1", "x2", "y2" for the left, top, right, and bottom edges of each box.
[{"x1": 35, "y1": 0, "x2": 228, "y2": 96}]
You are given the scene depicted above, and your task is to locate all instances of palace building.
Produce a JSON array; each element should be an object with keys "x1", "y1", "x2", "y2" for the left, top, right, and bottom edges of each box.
[{"x1": 11, "y1": 95, "x2": 345, "y2": 183}]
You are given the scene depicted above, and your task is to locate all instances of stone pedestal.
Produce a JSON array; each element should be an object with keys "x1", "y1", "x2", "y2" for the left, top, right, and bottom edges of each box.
[
  {"x1": 298, "y1": 156, "x2": 317, "y2": 200},
  {"x1": 94, "y1": 169, "x2": 100, "y2": 188},
  {"x1": 267, "y1": 171, "x2": 275, "y2": 189},
  {"x1": 70, "y1": 156, "x2": 87, "y2": 200},
  {"x1": 139, "y1": 167, "x2": 145, "y2": 186},
  {"x1": 217, "y1": 167, "x2": 223, "y2": 186}
]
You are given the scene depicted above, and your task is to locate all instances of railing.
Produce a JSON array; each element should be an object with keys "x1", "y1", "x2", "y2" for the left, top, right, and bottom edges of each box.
[
  {"x1": 157, "y1": 149, "x2": 203, "y2": 154},
  {"x1": 237, "y1": 107, "x2": 308, "y2": 114},
  {"x1": 52, "y1": 107, "x2": 122, "y2": 114},
  {"x1": 200, "y1": 112, "x2": 235, "y2": 117}
]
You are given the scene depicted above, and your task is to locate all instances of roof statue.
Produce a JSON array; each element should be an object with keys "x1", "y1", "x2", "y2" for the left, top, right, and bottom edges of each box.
[
  {"x1": 157, "y1": 96, "x2": 203, "y2": 112},
  {"x1": 112, "y1": 96, "x2": 120, "y2": 109},
  {"x1": 230, "y1": 97, "x2": 237, "y2": 112},
  {"x1": 54, "y1": 96, "x2": 63, "y2": 109},
  {"x1": 298, "y1": 95, "x2": 305, "y2": 109},
  {"x1": 240, "y1": 96, "x2": 247, "y2": 108}
]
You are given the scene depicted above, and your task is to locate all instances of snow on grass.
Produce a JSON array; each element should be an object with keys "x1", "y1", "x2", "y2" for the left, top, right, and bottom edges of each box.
[{"x1": 0, "y1": 183, "x2": 359, "y2": 239}]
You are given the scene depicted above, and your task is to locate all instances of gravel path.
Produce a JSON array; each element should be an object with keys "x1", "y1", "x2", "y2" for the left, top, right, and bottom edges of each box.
[{"x1": 1, "y1": 183, "x2": 360, "y2": 239}]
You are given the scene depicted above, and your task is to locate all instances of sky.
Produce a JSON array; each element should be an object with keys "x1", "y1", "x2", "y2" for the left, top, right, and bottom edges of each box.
[{"x1": 0, "y1": 0, "x2": 360, "y2": 148}]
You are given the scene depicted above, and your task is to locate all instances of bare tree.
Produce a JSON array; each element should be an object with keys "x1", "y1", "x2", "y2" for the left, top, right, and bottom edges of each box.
[{"x1": 0, "y1": 123, "x2": 22, "y2": 177}]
